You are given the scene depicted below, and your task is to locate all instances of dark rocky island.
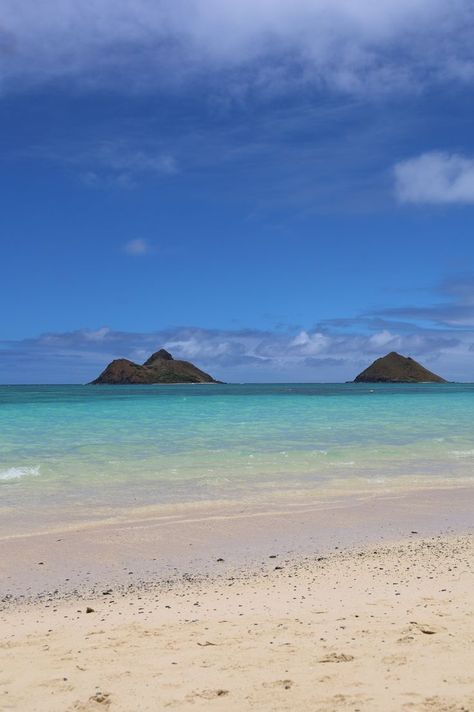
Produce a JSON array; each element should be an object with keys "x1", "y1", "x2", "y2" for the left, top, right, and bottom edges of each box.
[
  {"x1": 91, "y1": 348, "x2": 220, "y2": 385},
  {"x1": 353, "y1": 351, "x2": 447, "y2": 384}
]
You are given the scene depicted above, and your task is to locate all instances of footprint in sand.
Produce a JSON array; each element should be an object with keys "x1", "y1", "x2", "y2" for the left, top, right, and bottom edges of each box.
[
  {"x1": 71, "y1": 692, "x2": 111, "y2": 710},
  {"x1": 262, "y1": 679, "x2": 294, "y2": 690},
  {"x1": 410, "y1": 621, "x2": 444, "y2": 635},
  {"x1": 402, "y1": 695, "x2": 471, "y2": 711},
  {"x1": 191, "y1": 689, "x2": 229, "y2": 700},
  {"x1": 382, "y1": 654, "x2": 407, "y2": 666},
  {"x1": 318, "y1": 652, "x2": 355, "y2": 663}
]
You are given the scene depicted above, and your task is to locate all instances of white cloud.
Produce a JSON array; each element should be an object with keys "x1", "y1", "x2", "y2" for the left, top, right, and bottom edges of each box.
[
  {"x1": 369, "y1": 330, "x2": 398, "y2": 348},
  {"x1": 394, "y1": 152, "x2": 474, "y2": 205},
  {"x1": 0, "y1": 321, "x2": 465, "y2": 384},
  {"x1": 290, "y1": 330, "x2": 330, "y2": 354},
  {"x1": 83, "y1": 327, "x2": 111, "y2": 341},
  {"x1": 0, "y1": 1, "x2": 473, "y2": 96},
  {"x1": 123, "y1": 238, "x2": 150, "y2": 255}
]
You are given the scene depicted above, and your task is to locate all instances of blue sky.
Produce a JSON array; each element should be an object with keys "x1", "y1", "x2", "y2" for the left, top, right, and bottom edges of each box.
[{"x1": 2, "y1": 0, "x2": 474, "y2": 383}]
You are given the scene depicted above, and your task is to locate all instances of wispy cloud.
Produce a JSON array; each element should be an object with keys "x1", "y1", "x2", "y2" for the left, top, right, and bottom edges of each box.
[
  {"x1": 123, "y1": 239, "x2": 151, "y2": 256},
  {"x1": 89, "y1": 143, "x2": 178, "y2": 179},
  {"x1": 1, "y1": 1, "x2": 473, "y2": 97},
  {"x1": 394, "y1": 152, "x2": 474, "y2": 205},
  {"x1": 27, "y1": 139, "x2": 178, "y2": 188},
  {"x1": 372, "y1": 275, "x2": 474, "y2": 327},
  {"x1": 19, "y1": 100, "x2": 396, "y2": 204}
]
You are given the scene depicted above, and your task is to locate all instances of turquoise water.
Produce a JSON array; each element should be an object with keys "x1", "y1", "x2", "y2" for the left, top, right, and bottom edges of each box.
[{"x1": 1, "y1": 383, "x2": 474, "y2": 531}]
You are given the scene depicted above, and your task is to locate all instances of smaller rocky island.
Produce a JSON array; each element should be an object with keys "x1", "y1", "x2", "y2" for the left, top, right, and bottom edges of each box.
[
  {"x1": 353, "y1": 351, "x2": 447, "y2": 383},
  {"x1": 91, "y1": 348, "x2": 220, "y2": 385}
]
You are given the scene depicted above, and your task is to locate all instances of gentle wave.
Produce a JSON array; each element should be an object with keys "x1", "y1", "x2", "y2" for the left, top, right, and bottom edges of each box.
[
  {"x1": 449, "y1": 449, "x2": 474, "y2": 459},
  {"x1": 0, "y1": 465, "x2": 40, "y2": 482}
]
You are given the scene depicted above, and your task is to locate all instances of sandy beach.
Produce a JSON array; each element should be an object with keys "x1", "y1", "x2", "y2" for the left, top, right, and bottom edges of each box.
[
  {"x1": 4, "y1": 0, "x2": 474, "y2": 708},
  {"x1": 1, "y1": 487, "x2": 473, "y2": 712}
]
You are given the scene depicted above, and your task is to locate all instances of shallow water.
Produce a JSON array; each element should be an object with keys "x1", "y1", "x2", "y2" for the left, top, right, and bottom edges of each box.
[{"x1": 1, "y1": 383, "x2": 474, "y2": 532}]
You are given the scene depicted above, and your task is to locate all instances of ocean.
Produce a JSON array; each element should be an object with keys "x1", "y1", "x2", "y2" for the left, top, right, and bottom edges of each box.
[{"x1": 1, "y1": 383, "x2": 474, "y2": 534}]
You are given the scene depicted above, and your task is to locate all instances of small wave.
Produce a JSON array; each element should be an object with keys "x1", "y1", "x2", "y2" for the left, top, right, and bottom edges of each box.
[
  {"x1": 449, "y1": 449, "x2": 474, "y2": 459},
  {"x1": 0, "y1": 465, "x2": 40, "y2": 481}
]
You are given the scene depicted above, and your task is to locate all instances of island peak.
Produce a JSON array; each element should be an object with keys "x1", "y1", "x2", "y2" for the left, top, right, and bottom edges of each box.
[
  {"x1": 143, "y1": 348, "x2": 174, "y2": 365},
  {"x1": 353, "y1": 352, "x2": 447, "y2": 384},
  {"x1": 91, "y1": 349, "x2": 220, "y2": 385}
]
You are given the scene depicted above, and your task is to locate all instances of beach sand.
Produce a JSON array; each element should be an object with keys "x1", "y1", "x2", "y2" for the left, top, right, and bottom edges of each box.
[{"x1": 1, "y1": 488, "x2": 473, "y2": 711}]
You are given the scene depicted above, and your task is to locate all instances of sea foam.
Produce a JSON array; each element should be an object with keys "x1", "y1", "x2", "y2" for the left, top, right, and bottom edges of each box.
[{"x1": 0, "y1": 465, "x2": 40, "y2": 481}]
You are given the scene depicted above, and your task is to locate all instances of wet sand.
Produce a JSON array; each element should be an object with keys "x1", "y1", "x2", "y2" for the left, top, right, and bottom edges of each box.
[
  {"x1": 1, "y1": 486, "x2": 473, "y2": 599},
  {"x1": 0, "y1": 487, "x2": 473, "y2": 711}
]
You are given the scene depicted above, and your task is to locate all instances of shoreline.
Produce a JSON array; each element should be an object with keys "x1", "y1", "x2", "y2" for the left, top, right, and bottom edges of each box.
[
  {"x1": 1, "y1": 484, "x2": 473, "y2": 601},
  {"x1": 3, "y1": 477, "x2": 474, "y2": 543},
  {"x1": 3, "y1": 479, "x2": 473, "y2": 540}
]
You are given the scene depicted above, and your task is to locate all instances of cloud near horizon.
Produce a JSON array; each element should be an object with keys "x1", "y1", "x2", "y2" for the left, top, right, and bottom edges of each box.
[
  {"x1": 4, "y1": 274, "x2": 474, "y2": 383},
  {"x1": 374, "y1": 275, "x2": 474, "y2": 327},
  {"x1": 1, "y1": 1, "x2": 473, "y2": 97},
  {"x1": 0, "y1": 320, "x2": 470, "y2": 385},
  {"x1": 394, "y1": 152, "x2": 474, "y2": 205}
]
